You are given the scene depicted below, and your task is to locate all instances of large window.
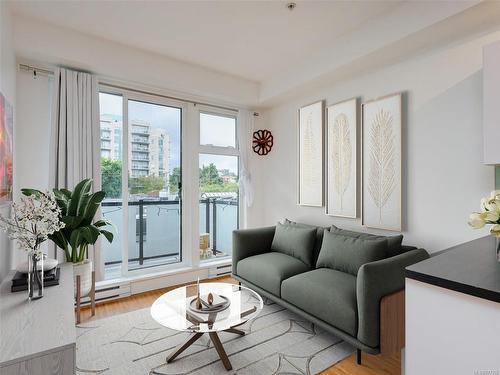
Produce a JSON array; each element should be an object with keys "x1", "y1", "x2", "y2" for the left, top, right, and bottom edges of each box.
[
  {"x1": 198, "y1": 111, "x2": 239, "y2": 262},
  {"x1": 98, "y1": 88, "x2": 240, "y2": 280},
  {"x1": 99, "y1": 91, "x2": 182, "y2": 279}
]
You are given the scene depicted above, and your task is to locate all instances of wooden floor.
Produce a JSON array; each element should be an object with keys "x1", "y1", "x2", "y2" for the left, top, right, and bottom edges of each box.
[{"x1": 80, "y1": 276, "x2": 400, "y2": 375}]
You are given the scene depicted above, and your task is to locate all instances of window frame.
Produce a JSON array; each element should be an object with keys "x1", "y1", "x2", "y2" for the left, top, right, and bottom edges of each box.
[
  {"x1": 99, "y1": 85, "x2": 190, "y2": 279},
  {"x1": 196, "y1": 106, "x2": 240, "y2": 264}
]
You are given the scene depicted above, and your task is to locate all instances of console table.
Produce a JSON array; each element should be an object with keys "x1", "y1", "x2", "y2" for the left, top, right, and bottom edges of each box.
[{"x1": 0, "y1": 263, "x2": 76, "y2": 375}]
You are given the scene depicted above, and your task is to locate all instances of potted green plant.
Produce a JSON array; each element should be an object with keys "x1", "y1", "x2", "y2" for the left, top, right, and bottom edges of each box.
[{"x1": 23, "y1": 179, "x2": 113, "y2": 296}]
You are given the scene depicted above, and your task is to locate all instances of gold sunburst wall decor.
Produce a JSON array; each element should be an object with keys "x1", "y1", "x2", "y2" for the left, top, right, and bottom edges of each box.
[{"x1": 362, "y1": 93, "x2": 402, "y2": 231}]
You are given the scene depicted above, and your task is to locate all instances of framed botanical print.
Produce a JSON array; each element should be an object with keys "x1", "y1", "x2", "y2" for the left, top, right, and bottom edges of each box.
[
  {"x1": 326, "y1": 98, "x2": 357, "y2": 218},
  {"x1": 362, "y1": 93, "x2": 402, "y2": 231},
  {"x1": 298, "y1": 100, "x2": 324, "y2": 207}
]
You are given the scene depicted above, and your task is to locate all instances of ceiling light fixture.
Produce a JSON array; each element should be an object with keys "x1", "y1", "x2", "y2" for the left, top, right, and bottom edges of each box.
[{"x1": 287, "y1": 2, "x2": 296, "y2": 11}]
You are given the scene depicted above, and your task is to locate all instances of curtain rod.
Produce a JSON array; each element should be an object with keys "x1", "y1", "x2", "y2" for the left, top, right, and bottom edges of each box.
[
  {"x1": 19, "y1": 63, "x2": 241, "y2": 113},
  {"x1": 19, "y1": 63, "x2": 53, "y2": 77}
]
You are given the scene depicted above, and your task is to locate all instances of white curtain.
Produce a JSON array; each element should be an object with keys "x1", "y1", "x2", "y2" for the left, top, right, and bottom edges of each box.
[
  {"x1": 50, "y1": 67, "x2": 103, "y2": 279},
  {"x1": 238, "y1": 110, "x2": 254, "y2": 228}
]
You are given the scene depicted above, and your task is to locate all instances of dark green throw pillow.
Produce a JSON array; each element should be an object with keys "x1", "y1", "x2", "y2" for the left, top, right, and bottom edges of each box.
[
  {"x1": 316, "y1": 231, "x2": 387, "y2": 275},
  {"x1": 283, "y1": 219, "x2": 326, "y2": 258},
  {"x1": 330, "y1": 225, "x2": 403, "y2": 257},
  {"x1": 271, "y1": 222, "x2": 316, "y2": 266}
]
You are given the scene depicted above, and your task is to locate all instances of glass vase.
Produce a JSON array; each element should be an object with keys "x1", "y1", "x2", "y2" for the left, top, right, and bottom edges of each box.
[
  {"x1": 28, "y1": 252, "x2": 44, "y2": 300},
  {"x1": 497, "y1": 237, "x2": 500, "y2": 262}
]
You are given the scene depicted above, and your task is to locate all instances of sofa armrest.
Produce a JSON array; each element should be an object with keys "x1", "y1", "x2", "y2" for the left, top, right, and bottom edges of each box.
[
  {"x1": 232, "y1": 226, "x2": 276, "y2": 275},
  {"x1": 356, "y1": 248, "x2": 429, "y2": 348}
]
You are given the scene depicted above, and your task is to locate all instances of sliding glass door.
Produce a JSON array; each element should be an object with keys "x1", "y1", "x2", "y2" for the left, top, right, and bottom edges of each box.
[
  {"x1": 99, "y1": 91, "x2": 183, "y2": 279},
  {"x1": 127, "y1": 100, "x2": 182, "y2": 271}
]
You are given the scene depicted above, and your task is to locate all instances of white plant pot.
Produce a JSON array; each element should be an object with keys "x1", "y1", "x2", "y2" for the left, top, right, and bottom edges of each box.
[{"x1": 73, "y1": 260, "x2": 93, "y2": 298}]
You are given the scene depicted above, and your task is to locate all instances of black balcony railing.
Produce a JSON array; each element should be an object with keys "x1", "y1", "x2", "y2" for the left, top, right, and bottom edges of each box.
[
  {"x1": 201, "y1": 197, "x2": 238, "y2": 254},
  {"x1": 102, "y1": 197, "x2": 238, "y2": 267}
]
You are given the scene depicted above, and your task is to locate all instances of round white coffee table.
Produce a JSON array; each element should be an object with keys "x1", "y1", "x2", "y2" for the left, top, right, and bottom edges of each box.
[{"x1": 151, "y1": 282, "x2": 263, "y2": 371}]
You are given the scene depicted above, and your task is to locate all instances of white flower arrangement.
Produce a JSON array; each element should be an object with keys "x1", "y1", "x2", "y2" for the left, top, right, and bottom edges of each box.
[
  {"x1": 468, "y1": 190, "x2": 500, "y2": 236},
  {"x1": 0, "y1": 191, "x2": 65, "y2": 255}
]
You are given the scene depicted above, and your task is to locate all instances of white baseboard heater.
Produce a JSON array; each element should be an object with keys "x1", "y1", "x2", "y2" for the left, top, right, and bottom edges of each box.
[
  {"x1": 208, "y1": 264, "x2": 232, "y2": 278},
  {"x1": 79, "y1": 282, "x2": 131, "y2": 305}
]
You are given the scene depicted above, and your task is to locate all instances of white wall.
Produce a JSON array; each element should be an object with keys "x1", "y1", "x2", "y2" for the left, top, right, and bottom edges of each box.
[
  {"x1": 0, "y1": 2, "x2": 16, "y2": 282},
  {"x1": 12, "y1": 71, "x2": 52, "y2": 267},
  {"x1": 253, "y1": 30, "x2": 500, "y2": 253},
  {"x1": 14, "y1": 73, "x2": 51, "y2": 196}
]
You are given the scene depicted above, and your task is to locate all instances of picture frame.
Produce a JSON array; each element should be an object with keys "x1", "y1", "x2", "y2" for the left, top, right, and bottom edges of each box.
[
  {"x1": 326, "y1": 98, "x2": 357, "y2": 218},
  {"x1": 298, "y1": 100, "x2": 324, "y2": 207},
  {"x1": 361, "y1": 93, "x2": 402, "y2": 231}
]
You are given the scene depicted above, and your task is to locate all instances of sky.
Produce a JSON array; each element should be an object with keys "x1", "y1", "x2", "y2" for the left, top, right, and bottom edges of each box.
[{"x1": 100, "y1": 93, "x2": 238, "y2": 175}]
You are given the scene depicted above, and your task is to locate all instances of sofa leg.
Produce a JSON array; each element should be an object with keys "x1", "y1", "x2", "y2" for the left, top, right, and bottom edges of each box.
[{"x1": 356, "y1": 349, "x2": 362, "y2": 365}]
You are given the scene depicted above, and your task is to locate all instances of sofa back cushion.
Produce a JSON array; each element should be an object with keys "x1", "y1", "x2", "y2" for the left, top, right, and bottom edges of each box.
[
  {"x1": 271, "y1": 222, "x2": 316, "y2": 266},
  {"x1": 330, "y1": 225, "x2": 403, "y2": 257},
  {"x1": 316, "y1": 231, "x2": 387, "y2": 275},
  {"x1": 283, "y1": 219, "x2": 326, "y2": 263}
]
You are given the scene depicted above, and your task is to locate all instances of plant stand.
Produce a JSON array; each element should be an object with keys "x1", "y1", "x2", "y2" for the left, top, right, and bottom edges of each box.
[{"x1": 75, "y1": 271, "x2": 96, "y2": 324}]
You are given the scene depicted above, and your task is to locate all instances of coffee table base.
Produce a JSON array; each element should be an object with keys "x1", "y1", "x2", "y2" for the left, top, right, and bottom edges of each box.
[{"x1": 166, "y1": 328, "x2": 246, "y2": 371}]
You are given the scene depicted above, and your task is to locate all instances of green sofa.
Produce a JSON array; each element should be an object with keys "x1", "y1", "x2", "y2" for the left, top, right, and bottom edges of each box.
[{"x1": 232, "y1": 222, "x2": 429, "y2": 363}]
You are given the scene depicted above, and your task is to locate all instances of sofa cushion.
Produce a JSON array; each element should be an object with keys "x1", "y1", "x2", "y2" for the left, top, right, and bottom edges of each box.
[
  {"x1": 330, "y1": 225, "x2": 403, "y2": 257},
  {"x1": 281, "y1": 268, "x2": 358, "y2": 336},
  {"x1": 236, "y1": 252, "x2": 310, "y2": 297},
  {"x1": 283, "y1": 219, "x2": 327, "y2": 263},
  {"x1": 316, "y1": 231, "x2": 387, "y2": 275},
  {"x1": 271, "y1": 222, "x2": 316, "y2": 266}
]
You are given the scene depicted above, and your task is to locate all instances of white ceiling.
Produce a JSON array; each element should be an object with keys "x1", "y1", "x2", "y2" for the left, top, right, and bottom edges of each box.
[
  {"x1": 9, "y1": 0, "x2": 402, "y2": 83},
  {"x1": 10, "y1": 0, "x2": 492, "y2": 105}
]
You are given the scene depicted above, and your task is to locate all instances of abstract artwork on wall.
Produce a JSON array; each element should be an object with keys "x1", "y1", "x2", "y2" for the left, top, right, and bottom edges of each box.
[
  {"x1": 298, "y1": 100, "x2": 324, "y2": 207},
  {"x1": 362, "y1": 93, "x2": 402, "y2": 231},
  {"x1": 0, "y1": 92, "x2": 13, "y2": 204},
  {"x1": 326, "y1": 98, "x2": 357, "y2": 218}
]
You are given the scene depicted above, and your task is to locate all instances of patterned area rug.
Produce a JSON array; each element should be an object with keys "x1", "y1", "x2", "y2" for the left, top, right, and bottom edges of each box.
[{"x1": 76, "y1": 298, "x2": 354, "y2": 375}]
